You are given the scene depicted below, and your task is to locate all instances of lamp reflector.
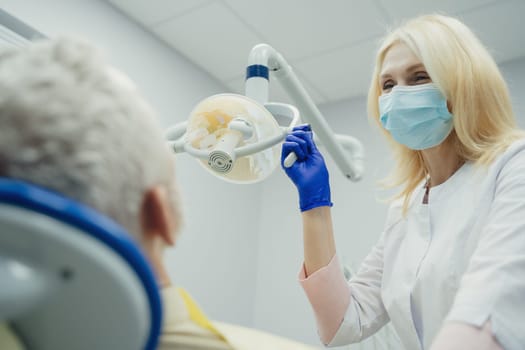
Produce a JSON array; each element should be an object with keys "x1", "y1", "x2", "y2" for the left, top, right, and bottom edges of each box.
[{"x1": 186, "y1": 94, "x2": 281, "y2": 184}]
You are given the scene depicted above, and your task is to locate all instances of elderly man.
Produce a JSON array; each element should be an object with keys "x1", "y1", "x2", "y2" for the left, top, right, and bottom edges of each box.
[{"x1": 0, "y1": 38, "x2": 318, "y2": 350}]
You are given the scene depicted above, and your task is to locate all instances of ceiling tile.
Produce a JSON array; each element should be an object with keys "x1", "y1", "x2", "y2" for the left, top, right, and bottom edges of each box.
[
  {"x1": 459, "y1": 0, "x2": 525, "y2": 63},
  {"x1": 152, "y1": 1, "x2": 264, "y2": 81},
  {"x1": 294, "y1": 38, "x2": 380, "y2": 102},
  {"x1": 110, "y1": 0, "x2": 525, "y2": 102},
  {"x1": 108, "y1": 0, "x2": 214, "y2": 26},
  {"x1": 223, "y1": 0, "x2": 388, "y2": 60},
  {"x1": 378, "y1": 0, "x2": 499, "y2": 20}
]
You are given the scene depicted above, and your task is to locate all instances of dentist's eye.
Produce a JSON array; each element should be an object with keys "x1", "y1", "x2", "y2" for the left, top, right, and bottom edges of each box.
[
  {"x1": 382, "y1": 80, "x2": 395, "y2": 91},
  {"x1": 413, "y1": 72, "x2": 430, "y2": 83}
]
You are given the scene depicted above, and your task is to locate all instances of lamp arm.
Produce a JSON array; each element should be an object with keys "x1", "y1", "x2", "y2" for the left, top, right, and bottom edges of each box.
[
  {"x1": 165, "y1": 121, "x2": 187, "y2": 153},
  {"x1": 235, "y1": 131, "x2": 285, "y2": 158},
  {"x1": 332, "y1": 134, "x2": 365, "y2": 178},
  {"x1": 165, "y1": 101, "x2": 301, "y2": 159},
  {"x1": 246, "y1": 44, "x2": 364, "y2": 181}
]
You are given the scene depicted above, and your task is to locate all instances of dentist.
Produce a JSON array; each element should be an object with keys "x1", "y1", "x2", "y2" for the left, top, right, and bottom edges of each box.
[{"x1": 282, "y1": 14, "x2": 525, "y2": 350}]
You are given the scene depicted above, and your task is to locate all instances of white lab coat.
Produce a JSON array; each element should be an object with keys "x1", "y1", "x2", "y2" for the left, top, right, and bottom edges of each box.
[{"x1": 329, "y1": 139, "x2": 525, "y2": 349}]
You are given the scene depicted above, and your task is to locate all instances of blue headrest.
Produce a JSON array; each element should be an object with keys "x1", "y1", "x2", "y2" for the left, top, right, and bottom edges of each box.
[{"x1": 0, "y1": 177, "x2": 162, "y2": 350}]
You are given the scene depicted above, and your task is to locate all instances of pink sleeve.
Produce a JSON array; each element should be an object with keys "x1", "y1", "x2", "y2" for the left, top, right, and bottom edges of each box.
[{"x1": 298, "y1": 254, "x2": 351, "y2": 345}]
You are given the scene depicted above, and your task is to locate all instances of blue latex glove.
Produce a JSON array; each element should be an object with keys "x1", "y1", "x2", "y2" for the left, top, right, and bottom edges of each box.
[{"x1": 281, "y1": 124, "x2": 332, "y2": 211}]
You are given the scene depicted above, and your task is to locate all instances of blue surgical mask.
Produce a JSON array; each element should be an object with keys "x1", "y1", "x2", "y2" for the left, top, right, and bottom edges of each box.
[{"x1": 379, "y1": 83, "x2": 453, "y2": 150}]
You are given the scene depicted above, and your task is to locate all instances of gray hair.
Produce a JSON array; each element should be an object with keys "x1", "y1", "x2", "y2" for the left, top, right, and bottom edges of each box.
[{"x1": 0, "y1": 37, "x2": 181, "y2": 240}]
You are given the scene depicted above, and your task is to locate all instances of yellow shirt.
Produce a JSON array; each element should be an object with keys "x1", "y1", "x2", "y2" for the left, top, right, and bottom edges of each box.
[
  {"x1": 0, "y1": 323, "x2": 24, "y2": 350},
  {"x1": 159, "y1": 286, "x2": 234, "y2": 350},
  {"x1": 159, "y1": 286, "x2": 320, "y2": 350}
]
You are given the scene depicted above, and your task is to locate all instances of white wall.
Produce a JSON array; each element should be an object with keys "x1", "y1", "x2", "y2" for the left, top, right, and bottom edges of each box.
[
  {"x1": 252, "y1": 56, "x2": 525, "y2": 347},
  {"x1": 501, "y1": 57, "x2": 525, "y2": 127},
  {"x1": 0, "y1": 0, "x2": 261, "y2": 326}
]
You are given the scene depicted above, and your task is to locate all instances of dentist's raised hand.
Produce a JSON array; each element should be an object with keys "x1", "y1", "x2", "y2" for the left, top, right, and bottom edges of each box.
[{"x1": 281, "y1": 125, "x2": 333, "y2": 211}]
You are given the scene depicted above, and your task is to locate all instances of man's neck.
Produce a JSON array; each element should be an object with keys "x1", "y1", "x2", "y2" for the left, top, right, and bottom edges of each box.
[{"x1": 146, "y1": 250, "x2": 172, "y2": 288}]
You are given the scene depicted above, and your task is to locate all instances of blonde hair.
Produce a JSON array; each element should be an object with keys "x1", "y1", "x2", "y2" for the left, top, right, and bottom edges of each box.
[{"x1": 367, "y1": 14, "x2": 524, "y2": 212}]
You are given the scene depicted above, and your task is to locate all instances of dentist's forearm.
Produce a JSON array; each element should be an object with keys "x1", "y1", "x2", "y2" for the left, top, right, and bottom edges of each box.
[{"x1": 302, "y1": 206, "x2": 336, "y2": 276}]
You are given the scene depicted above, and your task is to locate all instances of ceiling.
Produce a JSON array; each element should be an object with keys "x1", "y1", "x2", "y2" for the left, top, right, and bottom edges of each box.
[{"x1": 107, "y1": 0, "x2": 525, "y2": 105}]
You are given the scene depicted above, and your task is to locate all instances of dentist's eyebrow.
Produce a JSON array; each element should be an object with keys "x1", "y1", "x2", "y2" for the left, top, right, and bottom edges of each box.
[{"x1": 406, "y1": 63, "x2": 426, "y2": 73}]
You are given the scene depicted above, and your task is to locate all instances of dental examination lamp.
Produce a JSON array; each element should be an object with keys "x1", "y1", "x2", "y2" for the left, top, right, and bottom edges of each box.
[
  {"x1": 166, "y1": 44, "x2": 364, "y2": 183},
  {"x1": 0, "y1": 178, "x2": 162, "y2": 350}
]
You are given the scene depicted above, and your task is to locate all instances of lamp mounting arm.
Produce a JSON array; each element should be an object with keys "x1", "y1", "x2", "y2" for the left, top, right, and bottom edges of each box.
[{"x1": 245, "y1": 43, "x2": 364, "y2": 181}]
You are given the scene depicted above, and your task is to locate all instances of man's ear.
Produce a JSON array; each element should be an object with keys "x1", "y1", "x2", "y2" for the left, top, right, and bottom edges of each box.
[{"x1": 140, "y1": 186, "x2": 176, "y2": 246}]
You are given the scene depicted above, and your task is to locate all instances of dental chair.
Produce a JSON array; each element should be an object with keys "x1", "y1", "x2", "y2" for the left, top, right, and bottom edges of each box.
[{"x1": 0, "y1": 177, "x2": 162, "y2": 350}]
